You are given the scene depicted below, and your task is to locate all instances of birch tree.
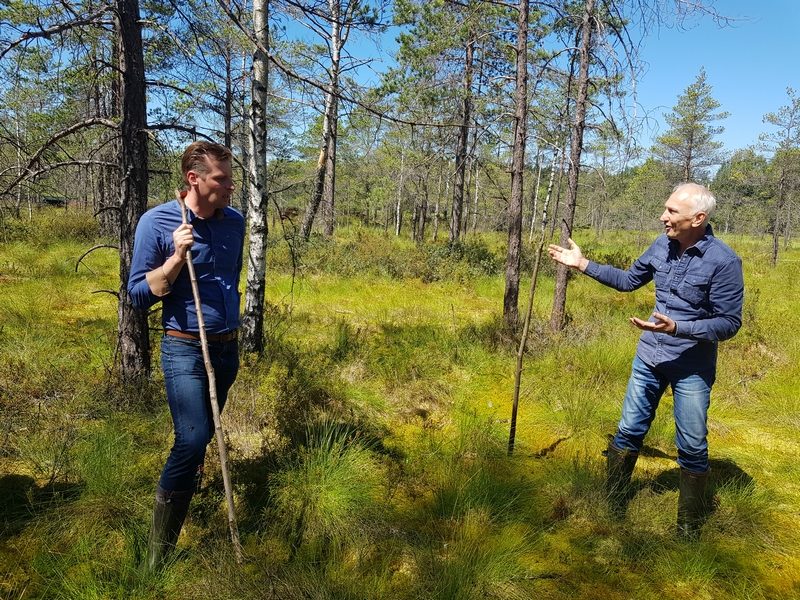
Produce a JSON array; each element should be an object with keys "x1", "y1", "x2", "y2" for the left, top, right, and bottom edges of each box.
[
  {"x1": 296, "y1": 0, "x2": 383, "y2": 240},
  {"x1": 240, "y1": 0, "x2": 270, "y2": 354}
]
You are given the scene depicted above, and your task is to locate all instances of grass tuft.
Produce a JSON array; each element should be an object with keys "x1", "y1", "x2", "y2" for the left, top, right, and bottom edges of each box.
[{"x1": 268, "y1": 418, "x2": 385, "y2": 557}]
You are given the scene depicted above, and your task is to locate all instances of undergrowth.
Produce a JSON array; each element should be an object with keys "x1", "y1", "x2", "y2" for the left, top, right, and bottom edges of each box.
[{"x1": 1, "y1": 211, "x2": 798, "y2": 599}]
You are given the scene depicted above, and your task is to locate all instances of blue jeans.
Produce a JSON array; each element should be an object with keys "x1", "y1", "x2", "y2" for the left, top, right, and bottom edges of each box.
[
  {"x1": 612, "y1": 355, "x2": 715, "y2": 473},
  {"x1": 158, "y1": 335, "x2": 239, "y2": 492}
]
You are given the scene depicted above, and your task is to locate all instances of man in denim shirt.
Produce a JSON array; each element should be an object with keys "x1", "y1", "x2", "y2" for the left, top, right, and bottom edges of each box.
[
  {"x1": 128, "y1": 142, "x2": 244, "y2": 569},
  {"x1": 548, "y1": 183, "x2": 744, "y2": 538}
]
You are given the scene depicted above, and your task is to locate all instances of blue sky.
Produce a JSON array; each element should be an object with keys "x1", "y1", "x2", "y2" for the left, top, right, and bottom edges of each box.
[
  {"x1": 632, "y1": 0, "x2": 800, "y2": 154},
  {"x1": 321, "y1": 0, "x2": 798, "y2": 159}
]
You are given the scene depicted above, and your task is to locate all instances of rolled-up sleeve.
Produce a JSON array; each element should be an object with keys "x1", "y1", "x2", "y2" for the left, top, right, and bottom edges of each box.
[{"x1": 127, "y1": 213, "x2": 166, "y2": 310}]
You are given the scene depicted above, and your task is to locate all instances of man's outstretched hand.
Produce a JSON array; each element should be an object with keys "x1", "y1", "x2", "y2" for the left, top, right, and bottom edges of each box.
[
  {"x1": 547, "y1": 237, "x2": 589, "y2": 272},
  {"x1": 630, "y1": 311, "x2": 676, "y2": 335}
]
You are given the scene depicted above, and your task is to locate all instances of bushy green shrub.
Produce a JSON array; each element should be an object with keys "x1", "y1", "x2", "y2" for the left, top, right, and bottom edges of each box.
[
  {"x1": 267, "y1": 230, "x2": 508, "y2": 282},
  {"x1": 1, "y1": 208, "x2": 100, "y2": 244}
]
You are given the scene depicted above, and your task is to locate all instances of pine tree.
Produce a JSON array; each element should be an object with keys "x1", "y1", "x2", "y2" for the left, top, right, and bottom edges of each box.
[{"x1": 651, "y1": 68, "x2": 729, "y2": 182}]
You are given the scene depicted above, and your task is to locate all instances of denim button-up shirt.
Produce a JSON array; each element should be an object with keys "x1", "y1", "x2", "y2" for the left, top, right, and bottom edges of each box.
[
  {"x1": 583, "y1": 226, "x2": 743, "y2": 373},
  {"x1": 127, "y1": 200, "x2": 245, "y2": 334}
]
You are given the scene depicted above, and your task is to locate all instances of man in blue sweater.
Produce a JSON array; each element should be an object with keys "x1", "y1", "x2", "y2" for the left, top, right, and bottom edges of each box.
[
  {"x1": 128, "y1": 141, "x2": 244, "y2": 569},
  {"x1": 548, "y1": 182, "x2": 744, "y2": 539}
]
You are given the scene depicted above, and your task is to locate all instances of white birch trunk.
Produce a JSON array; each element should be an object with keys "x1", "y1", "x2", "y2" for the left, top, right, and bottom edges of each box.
[{"x1": 240, "y1": 0, "x2": 269, "y2": 354}]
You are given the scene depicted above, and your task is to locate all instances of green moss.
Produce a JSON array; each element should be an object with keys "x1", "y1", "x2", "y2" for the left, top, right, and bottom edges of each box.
[{"x1": 2, "y1": 217, "x2": 799, "y2": 598}]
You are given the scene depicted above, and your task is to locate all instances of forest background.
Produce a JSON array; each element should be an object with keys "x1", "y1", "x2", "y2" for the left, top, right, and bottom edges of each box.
[{"x1": 1, "y1": 0, "x2": 799, "y2": 598}]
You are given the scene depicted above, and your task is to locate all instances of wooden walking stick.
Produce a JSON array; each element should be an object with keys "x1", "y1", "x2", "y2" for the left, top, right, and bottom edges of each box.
[{"x1": 176, "y1": 190, "x2": 244, "y2": 563}]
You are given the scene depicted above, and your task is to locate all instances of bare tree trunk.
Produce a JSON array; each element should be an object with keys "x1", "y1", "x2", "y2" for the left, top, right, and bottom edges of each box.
[
  {"x1": 240, "y1": 0, "x2": 269, "y2": 354},
  {"x1": 508, "y1": 149, "x2": 558, "y2": 455},
  {"x1": 223, "y1": 5, "x2": 233, "y2": 150},
  {"x1": 548, "y1": 149, "x2": 567, "y2": 238},
  {"x1": 528, "y1": 149, "x2": 542, "y2": 242},
  {"x1": 395, "y1": 149, "x2": 405, "y2": 236},
  {"x1": 433, "y1": 173, "x2": 450, "y2": 242},
  {"x1": 784, "y1": 199, "x2": 793, "y2": 248},
  {"x1": 238, "y1": 50, "x2": 250, "y2": 217},
  {"x1": 419, "y1": 179, "x2": 428, "y2": 242},
  {"x1": 299, "y1": 0, "x2": 343, "y2": 241},
  {"x1": 96, "y1": 31, "x2": 120, "y2": 237},
  {"x1": 116, "y1": 0, "x2": 150, "y2": 380},
  {"x1": 323, "y1": 102, "x2": 338, "y2": 237},
  {"x1": 683, "y1": 144, "x2": 692, "y2": 182},
  {"x1": 550, "y1": 0, "x2": 595, "y2": 331},
  {"x1": 413, "y1": 174, "x2": 428, "y2": 243},
  {"x1": 450, "y1": 28, "x2": 475, "y2": 244},
  {"x1": 503, "y1": 0, "x2": 528, "y2": 328},
  {"x1": 470, "y1": 160, "x2": 480, "y2": 233},
  {"x1": 14, "y1": 113, "x2": 23, "y2": 219},
  {"x1": 432, "y1": 169, "x2": 443, "y2": 242}
]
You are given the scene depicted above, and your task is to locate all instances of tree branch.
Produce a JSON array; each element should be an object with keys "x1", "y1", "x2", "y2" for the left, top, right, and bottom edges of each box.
[
  {"x1": 76, "y1": 244, "x2": 118, "y2": 273},
  {"x1": 0, "y1": 6, "x2": 113, "y2": 62},
  {"x1": 0, "y1": 118, "x2": 118, "y2": 199}
]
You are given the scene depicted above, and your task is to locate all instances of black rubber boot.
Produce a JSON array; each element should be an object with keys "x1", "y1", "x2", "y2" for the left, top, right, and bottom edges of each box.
[
  {"x1": 677, "y1": 468, "x2": 709, "y2": 540},
  {"x1": 605, "y1": 443, "x2": 638, "y2": 518},
  {"x1": 145, "y1": 486, "x2": 193, "y2": 573}
]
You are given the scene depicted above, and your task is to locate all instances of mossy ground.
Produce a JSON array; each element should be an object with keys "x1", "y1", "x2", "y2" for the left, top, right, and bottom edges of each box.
[{"x1": 1, "y1": 210, "x2": 798, "y2": 599}]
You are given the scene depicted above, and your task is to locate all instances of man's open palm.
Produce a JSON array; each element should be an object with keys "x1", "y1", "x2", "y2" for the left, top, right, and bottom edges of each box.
[{"x1": 548, "y1": 238, "x2": 585, "y2": 269}]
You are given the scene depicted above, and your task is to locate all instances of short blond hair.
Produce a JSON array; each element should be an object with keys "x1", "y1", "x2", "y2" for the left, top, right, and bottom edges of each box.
[{"x1": 181, "y1": 141, "x2": 232, "y2": 187}]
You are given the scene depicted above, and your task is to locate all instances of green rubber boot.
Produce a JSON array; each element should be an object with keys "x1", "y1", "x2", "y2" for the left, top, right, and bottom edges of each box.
[
  {"x1": 677, "y1": 468, "x2": 709, "y2": 540},
  {"x1": 606, "y1": 443, "x2": 638, "y2": 518},
  {"x1": 145, "y1": 486, "x2": 193, "y2": 573}
]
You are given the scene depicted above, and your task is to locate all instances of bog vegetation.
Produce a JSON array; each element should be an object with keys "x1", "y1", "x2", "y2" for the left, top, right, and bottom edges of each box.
[{"x1": 1, "y1": 207, "x2": 799, "y2": 599}]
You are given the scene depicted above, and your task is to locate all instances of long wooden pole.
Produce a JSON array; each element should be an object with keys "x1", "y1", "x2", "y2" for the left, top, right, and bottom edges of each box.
[
  {"x1": 177, "y1": 191, "x2": 244, "y2": 563},
  {"x1": 508, "y1": 149, "x2": 559, "y2": 456}
]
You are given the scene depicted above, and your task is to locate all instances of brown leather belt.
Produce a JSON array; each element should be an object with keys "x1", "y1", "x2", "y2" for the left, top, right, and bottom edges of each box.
[{"x1": 165, "y1": 329, "x2": 238, "y2": 343}]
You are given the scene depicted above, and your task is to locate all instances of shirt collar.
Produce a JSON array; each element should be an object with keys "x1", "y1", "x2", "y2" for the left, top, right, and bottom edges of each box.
[
  {"x1": 692, "y1": 224, "x2": 715, "y2": 255},
  {"x1": 177, "y1": 199, "x2": 225, "y2": 221}
]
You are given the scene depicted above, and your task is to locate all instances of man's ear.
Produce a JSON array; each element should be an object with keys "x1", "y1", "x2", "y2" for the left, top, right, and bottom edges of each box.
[
  {"x1": 186, "y1": 170, "x2": 199, "y2": 187},
  {"x1": 692, "y1": 212, "x2": 707, "y2": 227}
]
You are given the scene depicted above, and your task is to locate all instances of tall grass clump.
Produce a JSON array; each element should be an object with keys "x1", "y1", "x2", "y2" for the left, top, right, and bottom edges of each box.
[
  {"x1": 268, "y1": 419, "x2": 385, "y2": 558},
  {"x1": 26, "y1": 514, "x2": 158, "y2": 600},
  {"x1": 75, "y1": 421, "x2": 139, "y2": 501},
  {"x1": 708, "y1": 477, "x2": 774, "y2": 542},
  {"x1": 538, "y1": 451, "x2": 606, "y2": 524},
  {"x1": 418, "y1": 508, "x2": 533, "y2": 600},
  {"x1": 330, "y1": 318, "x2": 360, "y2": 362},
  {"x1": 367, "y1": 322, "x2": 458, "y2": 387}
]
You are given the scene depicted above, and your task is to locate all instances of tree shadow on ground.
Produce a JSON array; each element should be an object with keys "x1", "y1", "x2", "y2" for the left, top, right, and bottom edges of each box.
[{"x1": 0, "y1": 474, "x2": 82, "y2": 540}]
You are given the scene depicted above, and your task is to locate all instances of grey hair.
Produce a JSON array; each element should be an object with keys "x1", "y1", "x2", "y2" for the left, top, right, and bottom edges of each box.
[{"x1": 673, "y1": 183, "x2": 716, "y2": 217}]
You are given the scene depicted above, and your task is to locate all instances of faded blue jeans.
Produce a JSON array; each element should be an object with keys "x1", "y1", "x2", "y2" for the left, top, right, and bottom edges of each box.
[
  {"x1": 158, "y1": 335, "x2": 239, "y2": 492},
  {"x1": 612, "y1": 355, "x2": 715, "y2": 473}
]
